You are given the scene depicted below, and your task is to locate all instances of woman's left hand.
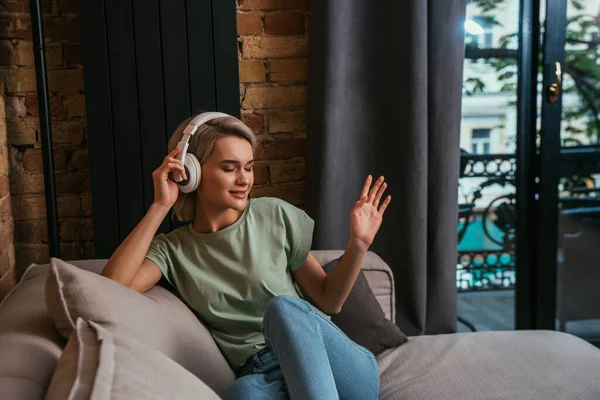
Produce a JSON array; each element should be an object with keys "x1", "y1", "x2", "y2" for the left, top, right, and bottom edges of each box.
[{"x1": 349, "y1": 175, "x2": 391, "y2": 249}]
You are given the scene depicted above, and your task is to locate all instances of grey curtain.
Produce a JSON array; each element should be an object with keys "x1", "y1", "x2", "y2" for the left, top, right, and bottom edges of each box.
[{"x1": 306, "y1": 0, "x2": 467, "y2": 336}]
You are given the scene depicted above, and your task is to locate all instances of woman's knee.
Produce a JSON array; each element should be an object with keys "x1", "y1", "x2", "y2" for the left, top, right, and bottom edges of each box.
[{"x1": 265, "y1": 295, "x2": 309, "y2": 320}]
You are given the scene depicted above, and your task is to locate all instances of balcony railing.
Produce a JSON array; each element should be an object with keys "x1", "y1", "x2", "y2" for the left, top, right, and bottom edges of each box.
[{"x1": 457, "y1": 146, "x2": 600, "y2": 292}]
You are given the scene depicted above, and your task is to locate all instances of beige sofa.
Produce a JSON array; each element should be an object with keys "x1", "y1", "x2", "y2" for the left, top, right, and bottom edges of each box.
[{"x1": 1, "y1": 250, "x2": 600, "y2": 399}]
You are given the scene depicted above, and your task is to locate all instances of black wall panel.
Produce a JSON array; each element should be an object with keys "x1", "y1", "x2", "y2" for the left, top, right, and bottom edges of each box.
[{"x1": 80, "y1": 0, "x2": 240, "y2": 259}]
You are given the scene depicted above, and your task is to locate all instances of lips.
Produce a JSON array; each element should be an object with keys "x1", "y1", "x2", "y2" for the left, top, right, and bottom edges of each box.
[{"x1": 230, "y1": 191, "x2": 247, "y2": 199}]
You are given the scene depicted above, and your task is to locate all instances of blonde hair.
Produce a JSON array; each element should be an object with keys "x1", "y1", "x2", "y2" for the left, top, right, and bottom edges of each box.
[{"x1": 168, "y1": 113, "x2": 257, "y2": 222}]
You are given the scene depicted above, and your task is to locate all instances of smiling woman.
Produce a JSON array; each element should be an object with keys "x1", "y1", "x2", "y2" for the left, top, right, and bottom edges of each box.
[
  {"x1": 98, "y1": 111, "x2": 386, "y2": 398},
  {"x1": 166, "y1": 115, "x2": 257, "y2": 228}
]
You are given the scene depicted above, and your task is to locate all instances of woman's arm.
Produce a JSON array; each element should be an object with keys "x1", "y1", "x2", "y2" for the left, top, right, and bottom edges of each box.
[
  {"x1": 101, "y1": 203, "x2": 170, "y2": 287},
  {"x1": 326, "y1": 175, "x2": 390, "y2": 310},
  {"x1": 295, "y1": 175, "x2": 391, "y2": 313}
]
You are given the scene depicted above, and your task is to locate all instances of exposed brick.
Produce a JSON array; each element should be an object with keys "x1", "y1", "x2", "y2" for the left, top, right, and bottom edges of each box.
[
  {"x1": 0, "y1": 220, "x2": 14, "y2": 253},
  {"x1": 0, "y1": 176, "x2": 9, "y2": 197},
  {"x1": 269, "y1": 110, "x2": 305, "y2": 133},
  {"x1": 250, "y1": 183, "x2": 305, "y2": 207},
  {"x1": 269, "y1": 59, "x2": 307, "y2": 82},
  {"x1": 253, "y1": 163, "x2": 268, "y2": 185},
  {"x1": 239, "y1": 60, "x2": 266, "y2": 83},
  {"x1": 0, "y1": 0, "x2": 52, "y2": 13},
  {"x1": 23, "y1": 147, "x2": 67, "y2": 171},
  {"x1": 13, "y1": 68, "x2": 37, "y2": 93},
  {"x1": 239, "y1": 0, "x2": 307, "y2": 10},
  {"x1": 0, "y1": 120, "x2": 6, "y2": 145},
  {"x1": 71, "y1": 148, "x2": 89, "y2": 170},
  {"x1": 14, "y1": 242, "x2": 49, "y2": 272},
  {"x1": 53, "y1": 121, "x2": 84, "y2": 144},
  {"x1": 60, "y1": 241, "x2": 83, "y2": 262},
  {"x1": 15, "y1": 220, "x2": 48, "y2": 242},
  {"x1": 0, "y1": 265, "x2": 16, "y2": 302},
  {"x1": 7, "y1": 118, "x2": 37, "y2": 145},
  {"x1": 0, "y1": 93, "x2": 5, "y2": 119},
  {"x1": 0, "y1": 41, "x2": 13, "y2": 66},
  {"x1": 270, "y1": 161, "x2": 305, "y2": 183},
  {"x1": 264, "y1": 11, "x2": 305, "y2": 35},
  {"x1": 0, "y1": 147, "x2": 9, "y2": 175},
  {"x1": 48, "y1": 69, "x2": 84, "y2": 93},
  {"x1": 242, "y1": 85, "x2": 306, "y2": 109},
  {"x1": 64, "y1": 43, "x2": 82, "y2": 66},
  {"x1": 56, "y1": 170, "x2": 90, "y2": 194},
  {"x1": 237, "y1": 12, "x2": 262, "y2": 35},
  {"x1": 0, "y1": 14, "x2": 32, "y2": 39},
  {"x1": 24, "y1": 95, "x2": 67, "y2": 119},
  {"x1": 9, "y1": 170, "x2": 45, "y2": 194},
  {"x1": 241, "y1": 112, "x2": 265, "y2": 134},
  {"x1": 255, "y1": 139, "x2": 306, "y2": 159},
  {"x1": 242, "y1": 37, "x2": 307, "y2": 59},
  {"x1": 5, "y1": 96, "x2": 27, "y2": 119},
  {"x1": 12, "y1": 194, "x2": 81, "y2": 220},
  {"x1": 12, "y1": 195, "x2": 46, "y2": 220},
  {"x1": 58, "y1": 195, "x2": 82, "y2": 217},
  {"x1": 60, "y1": 218, "x2": 93, "y2": 241},
  {"x1": 0, "y1": 196, "x2": 11, "y2": 223},
  {"x1": 66, "y1": 94, "x2": 86, "y2": 117},
  {"x1": 43, "y1": 16, "x2": 79, "y2": 41},
  {"x1": 81, "y1": 193, "x2": 92, "y2": 216},
  {"x1": 14, "y1": 41, "x2": 62, "y2": 66}
]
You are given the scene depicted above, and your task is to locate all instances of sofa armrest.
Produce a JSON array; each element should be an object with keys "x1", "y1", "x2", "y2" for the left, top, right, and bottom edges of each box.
[{"x1": 310, "y1": 250, "x2": 396, "y2": 324}]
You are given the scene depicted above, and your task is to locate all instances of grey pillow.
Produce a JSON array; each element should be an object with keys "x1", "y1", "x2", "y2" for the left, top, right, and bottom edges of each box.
[
  {"x1": 44, "y1": 257, "x2": 235, "y2": 396},
  {"x1": 46, "y1": 318, "x2": 221, "y2": 400},
  {"x1": 298, "y1": 256, "x2": 408, "y2": 355}
]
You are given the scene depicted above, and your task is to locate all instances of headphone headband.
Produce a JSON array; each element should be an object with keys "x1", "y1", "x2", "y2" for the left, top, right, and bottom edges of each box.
[{"x1": 173, "y1": 111, "x2": 232, "y2": 183}]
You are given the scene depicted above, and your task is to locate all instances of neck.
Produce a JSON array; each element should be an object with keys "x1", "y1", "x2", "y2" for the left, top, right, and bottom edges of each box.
[{"x1": 192, "y1": 199, "x2": 245, "y2": 234}]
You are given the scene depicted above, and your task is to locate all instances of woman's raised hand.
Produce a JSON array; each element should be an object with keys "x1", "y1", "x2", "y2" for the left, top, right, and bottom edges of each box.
[
  {"x1": 349, "y1": 175, "x2": 391, "y2": 249},
  {"x1": 152, "y1": 147, "x2": 187, "y2": 210}
]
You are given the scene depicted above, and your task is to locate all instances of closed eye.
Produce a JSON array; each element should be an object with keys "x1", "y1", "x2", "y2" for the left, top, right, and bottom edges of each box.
[{"x1": 223, "y1": 168, "x2": 254, "y2": 172}]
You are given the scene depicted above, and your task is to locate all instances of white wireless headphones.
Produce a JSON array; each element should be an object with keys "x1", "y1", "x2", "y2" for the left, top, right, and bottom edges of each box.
[{"x1": 171, "y1": 111, "x2": 232, "y2": 193}]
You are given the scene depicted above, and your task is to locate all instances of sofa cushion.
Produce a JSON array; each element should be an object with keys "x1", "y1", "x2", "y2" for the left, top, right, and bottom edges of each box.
[
  {"x1": 376, "y1": 330, "x2": 600, "y2": 399},
  {"x1": 0, "y1": 264, "x2": 65, "y2": 400},
  {"x1": 46, "y1": 318, "x2": 221, "y2": 400},
  {"x1": 44, "y1": 257, "x2": 235, "y2": 397},
  {"x1": 311, "y1": 250, "x2": 396, "y2": 323},
  {"x1": 298, "y1": 252, "x2": 408, "y2": 355}
]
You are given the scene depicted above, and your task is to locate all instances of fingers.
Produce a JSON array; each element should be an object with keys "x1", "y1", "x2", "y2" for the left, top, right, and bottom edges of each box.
[
  {"x1": 373, "y1": 181, "x2": 387, "y2": 206},
  {"x1": 157, "y1": 148, "x2": 186, "y2": 180},
  {"x1": 169, "y1": 146, "x2": 183, "y2": 157},
  {"x1": 379, "y1": 195, "x2": 391, "y2": 214},
  {"x1": 368, "y1": 176, "x2": 385, "y2": 203},
  {"x1": 360, "y1": 175, "x2": 372, "y2": 199}
]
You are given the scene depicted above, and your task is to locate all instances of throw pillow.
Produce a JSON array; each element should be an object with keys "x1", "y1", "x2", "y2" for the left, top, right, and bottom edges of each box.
[
  {"x1": 297, "y1": 256, "x2": 408, "y2": 355},
  {"x1": 46, "y1": 318, "x2": 221, "y2": 400},
  {"x1": 44, "y1": 257, "x2": 235, "y2": 396}
]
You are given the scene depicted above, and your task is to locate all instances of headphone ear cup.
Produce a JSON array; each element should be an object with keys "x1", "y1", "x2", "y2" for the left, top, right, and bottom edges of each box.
[{"x1": 178, "y1": 153, "x2": 202, "y2": 193}]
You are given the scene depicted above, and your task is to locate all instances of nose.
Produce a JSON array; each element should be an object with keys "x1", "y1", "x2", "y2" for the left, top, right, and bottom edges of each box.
[{"x1": 236, "y1": 169, "x2": 250, "y2": 186}]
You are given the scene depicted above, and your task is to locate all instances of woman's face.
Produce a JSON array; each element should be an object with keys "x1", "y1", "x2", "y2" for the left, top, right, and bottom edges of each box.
[{"x1": 197, "y1": 136, "x2": 255, "y2": 211}]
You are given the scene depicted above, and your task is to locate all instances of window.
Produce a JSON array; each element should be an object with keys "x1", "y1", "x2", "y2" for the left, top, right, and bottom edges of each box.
[
  {"x1": 472, "y1": 128, "x2": 491, "y2": 154},
  {"x1": 472, "y1": 16, "x2": 494, "y2": 48}
]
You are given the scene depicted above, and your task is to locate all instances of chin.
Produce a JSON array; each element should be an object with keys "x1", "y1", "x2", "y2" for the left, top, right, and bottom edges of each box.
[{"x1": 227, "y1": 198, "x2": 247, "y2": 211}]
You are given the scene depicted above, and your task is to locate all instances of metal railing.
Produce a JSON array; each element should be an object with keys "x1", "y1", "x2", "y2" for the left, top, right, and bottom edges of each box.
[{"x1": 457, "y1": 146, "x2": 600, "y2": 292}]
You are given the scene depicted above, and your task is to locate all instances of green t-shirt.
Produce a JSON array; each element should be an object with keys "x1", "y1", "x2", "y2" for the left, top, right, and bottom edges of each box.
[{"x1": 144, "y1": 196, "x2": 315, "y2": 371}]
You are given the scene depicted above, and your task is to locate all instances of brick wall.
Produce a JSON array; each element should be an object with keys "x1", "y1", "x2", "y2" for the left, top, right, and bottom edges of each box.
[
  {"x1": 0, "y1": 0, "x2": 309, "y2": 297},
  {"x1": 238, "y1": 0, "x2": 309, "y2": 207},
  {"x1": 0, "y1": 81, "x2": 16, "y2": 299},
  {"x1": 0, "y1": 0, "x2": 92, "y2": 287}
]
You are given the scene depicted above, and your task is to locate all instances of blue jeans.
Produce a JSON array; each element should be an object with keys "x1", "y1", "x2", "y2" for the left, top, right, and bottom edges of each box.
[{"x1": 223, "y1": 295, "x2": 380, "y2": 399}]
